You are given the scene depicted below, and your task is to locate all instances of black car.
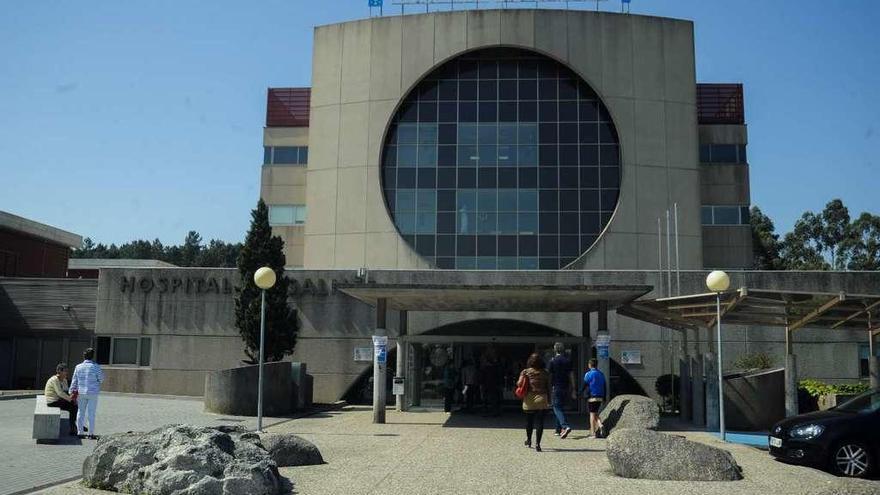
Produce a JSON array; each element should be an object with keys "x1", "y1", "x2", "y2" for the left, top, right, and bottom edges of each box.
[{"x1": 769, "y1": 388, "x2": 880, "y2": 477}]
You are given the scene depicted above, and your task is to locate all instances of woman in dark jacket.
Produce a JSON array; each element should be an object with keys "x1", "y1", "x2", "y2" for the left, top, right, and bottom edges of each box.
[{"x1": 517, "y1": 352, "x2": 551, "y2": 452}]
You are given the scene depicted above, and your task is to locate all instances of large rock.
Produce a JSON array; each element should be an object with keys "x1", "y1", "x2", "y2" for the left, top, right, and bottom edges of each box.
[
  {"x1": 606, "y1": 428, "x2": 743, "y2": 481},
  {"x1": 812, "y1": 479, "x2": 880, "y2": 495},
  {"x1": 83, "y1": 424, "x2": 282, "y2": 495},
  {"x1": 599, "y1": 394, "x2": 660, "y2": 432},
  {"x1": 260, "y1": 433, "x2": 324, "y2": 467}
]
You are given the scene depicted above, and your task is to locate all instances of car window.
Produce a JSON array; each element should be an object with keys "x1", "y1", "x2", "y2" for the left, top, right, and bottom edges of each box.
[{"x1": 835, "y1": 390, "x2": 880, "y2": 413}]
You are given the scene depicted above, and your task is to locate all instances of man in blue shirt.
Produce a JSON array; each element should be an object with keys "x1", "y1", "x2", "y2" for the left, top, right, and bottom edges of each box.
[
  {"x1": 582, "y1": 358, "x2": 606, "y2": 437},
  {"x1": 547, "y1": 343, "x2": 576, "y2": 439}
]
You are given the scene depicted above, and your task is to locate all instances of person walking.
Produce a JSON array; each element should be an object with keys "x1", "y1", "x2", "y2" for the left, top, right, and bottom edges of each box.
[
  {"x1": 69, "y1": 348, "x2": 104, "y2": 439},
  {"x1": 44, "y1": 363, "x2": 78, "y2": 436},
  {"x1": 460, "y1": 358, "x2": 478, "y2": 412},
  {"x1": 442, "y1": 360, "x2": 458, "y2": 414},
  {"x1": 517, "y1": 352, "x2": 550, "y2": 452},
  {"x1": 582, "y1": 358, "x2": 607, "y2": 437},
  {"x1": 548, "y1": 342, "x2": 576, "y2": 439}
]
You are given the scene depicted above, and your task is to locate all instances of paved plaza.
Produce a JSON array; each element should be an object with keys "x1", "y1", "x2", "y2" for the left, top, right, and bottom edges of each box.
[
  {"x1": 0, "y1": 394, "x2": 288, "y2": 495},
  {"x1": 29, "y1": 405, "x2": 871, "y2": 495}
]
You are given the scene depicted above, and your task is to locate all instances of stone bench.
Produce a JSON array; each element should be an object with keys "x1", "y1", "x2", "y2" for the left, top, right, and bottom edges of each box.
[{"x1": 33, "y1": 395, "x2": 62, "y2": 443}]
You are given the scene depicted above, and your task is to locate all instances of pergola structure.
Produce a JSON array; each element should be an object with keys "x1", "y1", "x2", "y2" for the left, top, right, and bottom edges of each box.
[{"x1": 621, "y1": 288, "x2": 880, "y2": 419}]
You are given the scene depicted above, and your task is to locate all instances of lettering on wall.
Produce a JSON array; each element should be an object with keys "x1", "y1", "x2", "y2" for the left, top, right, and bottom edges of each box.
[{"x1": 120, "y1": 276, "x2": 235, "y2": 295}]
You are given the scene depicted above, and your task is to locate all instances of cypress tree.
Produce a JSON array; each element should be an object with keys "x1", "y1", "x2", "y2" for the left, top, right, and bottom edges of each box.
[{"x1": 234, "y1": 199, "x2": 298, "y2": 363}]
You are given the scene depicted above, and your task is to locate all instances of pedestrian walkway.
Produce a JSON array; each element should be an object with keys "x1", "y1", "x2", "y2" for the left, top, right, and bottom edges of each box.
[
  {"x1": 0, "y1": 394, "x2": 287, "y2": 495},
  {"x1": 34, "y1": 405, "x2": 848, "y2": 495}
]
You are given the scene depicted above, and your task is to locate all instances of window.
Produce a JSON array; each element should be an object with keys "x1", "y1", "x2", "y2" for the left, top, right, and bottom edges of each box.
[
  {"x1": 701, "y1": 205, "x2": 751, "y2": 225},
  {"x1": 379, "y1": 48, "x2": 620, "y2": 270},
  {"x1": 268, "y1": 205, "x2": 307, "y2": 226},
  {"x1": 95, "y1": 336, "x2": 151, "y2": 367},
  {"x1": 699, "y1": 144, "x2": 747, "y2": 164},
  {"x1": 263, "y1": 146, "x2": 308, "y2": 165},
  {"x1": 859, "y1": 344, "x2": 879, "y2": 378}
]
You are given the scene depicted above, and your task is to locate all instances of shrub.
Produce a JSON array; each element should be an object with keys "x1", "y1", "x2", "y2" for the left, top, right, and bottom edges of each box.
[
  {"x1": 799, "y1": 379, "x2": 869, "y2": 398},
  {"x1": 654, "y1": 374, "x2": 680, "y2": 411},
  {"x1": 733, "y1": 352, "x2": 773, "y2": 370}
]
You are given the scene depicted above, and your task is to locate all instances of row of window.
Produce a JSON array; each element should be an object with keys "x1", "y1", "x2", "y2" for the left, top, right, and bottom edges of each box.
[
  {"x1": 264, "y1": 146, "x2": 308, "y2": 165},
  {"x1": 95, "y1": 336, "x2": 151, "y2": 367},
  {"x1": 268, "y1": 205, "x2": 307, "y2": 226},
  {"x1": 699, "y1": 144, "x2": 747, "y2": 164},
  {"x1": 701, "y1": 205, "x2": 751, "y2": 225}
]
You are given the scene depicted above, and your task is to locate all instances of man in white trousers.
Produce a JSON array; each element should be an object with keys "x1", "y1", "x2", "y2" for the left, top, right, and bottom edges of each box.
[{"x1": 70, "y1": 347, "x2": 104, "y2": 440}]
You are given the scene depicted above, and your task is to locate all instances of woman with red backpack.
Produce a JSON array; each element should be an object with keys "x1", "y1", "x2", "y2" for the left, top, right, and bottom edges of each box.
[{"x1": 516, "y1": 352, "x2": 551, "y2": 452}]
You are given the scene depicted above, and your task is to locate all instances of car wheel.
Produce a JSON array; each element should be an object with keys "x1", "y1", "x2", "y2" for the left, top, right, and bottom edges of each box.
[{"x1": 832, "y1": 441, "x2": 873, "y2": 478}]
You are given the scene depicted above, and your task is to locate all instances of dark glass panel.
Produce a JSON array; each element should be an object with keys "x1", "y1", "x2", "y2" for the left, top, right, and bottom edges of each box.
[
  {"x1": 559, "y1": 189, "x2": 579, "y2": 211},
  {"x1": 478, "y1": 81, "x2": 498, "y2": 101},
  {"x1": 438, "y1": 102, "x2": 457, "y2": 122},
  {"x1": 383, "y1": 167, "x2": 397, "y2": 189},
  {"x1": 437, "y1": 190, "x2": 456, "y2": 211},
  {"x1": 458, "y1": 167, "x2": 476, "y2": 188},
  {"x1": 538, "y1": 144, "x2": 558, "y2": 166},
  {"x1": 438, "y1": 124, "x2": 457, "y2": 144},
  {"x1": 477, "y1": 235, "x2": 497, "y2": 256},
  {"x1": 437, "y1": 212, "x2": 456, "y2": 234},
  {"x1": 417, "y1": 168, "x2": 436, "y2": 188},
  {"x1": 600, "y1": 189, "x2": 619, "y2": 211},
  {"x1": 580, "y1": 212, "x2": 601, "y2": 234},
  {"x1": 539, "y1": 235, "x2": 559, "y2": 256},
  {"x1": 400, "y1": 101, "x2": 418, "y2": 122},
  {"x1": 499, "y1": 60, "x2": 518, "y2": 78},
  {"x1": 416, "y1": 235, "x2": 436, "y2": 255},
  {"x1": 579, "y1": 123, "x2": 598, "y2": 144},
  {"x1": 438, "y1": 80, "x2": 458, "y2": 100},
  {"x1": 499, "y1": 80, "x2": 517, "y2": 100},
  {"x1": 559, "y1": 78, "x2": 578, "y2": 99},
  {"x1": 478, "y1": 167, "x2": 497, "y2": 188},
  {"x1": 539, "y1": 258, "x2": 559, "y2": 270},
  {"x1": 579, "y1": 101, "x2": 598, "y2": 121},
  {"x1": 437, "y1": 166, "x2": 456, "y2": 188},
  {"x1": 458, "y1": 102, "x2": 477, "y2": 122},
  {"x1": 560, "y1": 212, "x2": 579, "y2": 234},
  {"x1": 539, "y1": 168, "x2": 558, "y2": 188},
  {"x1": 580, "y1": 190, "x2": 600, "y2": 211},
  {"x1": 519, "y1": 60, "x2": 538, "y2": 78},
  {"x1": 498, "y1": 168, "x2": 517, "y2": 188},
  {"x1": 498, "y1": 235, "x2": 518, "y2": 256},
  {"x1": 518, "y1": 80, "x2": 537, "y2": 100},
  {"x1": 478, "y1": 102, "x2": 497, "y2": 122},
  {"x1": 538, "y1": 101, "x2": 558, "y2": 122},
  {"x1": 600, "y1": 145, "x2": 619, "y2": 166},
  {"x1": 519, "y1": 101, "x2": 537, "y2": 121},
  {"x1": 538, "y1": 123, "x2": 557, "y2": 144},
  {"x1": 460, "y1": 60, "x2": 479, "y2": 79},
  {"x1": 459, "y1": 80, "x2": 478, "y2": 100},
  {"x1": 601, "y1": 166, "x2": 620, "y2": 188},
  {"x1": 397, "y1": 168, "x2": 416, "y2": 188},
  {"x1": 479, "y1": 60, "x2": 497, "y2": 79},
  {"x1": 518, "y1": 235, "x2": 538, "y2": 256},
  {"x1": 559, "y1": 167, "x2": 579, "y2": 188},
  {"x1": 383, "y1": 147, "x2": 397, "y2": 167},
  {"x1": 499, "y1": 102, "x2": 518, "y2": 122},
  {"x1": 538, "y1": 79, "x2": 557, "y2": 100},
  {"x1": 457, "y1": 235, "x2": 477, "y2": 256},
  {"x1": 559, "y1": 235, "x2": 580, "y2": 256},
  {"x1": 436, "y1": 257, "x2": 455, "y2": 269},
  {"x1": 437, "y1": 235, "x2": 456, "y2": 256},
  {"x1": 518, "y1": 167, "x2": 538, "y2": 188},
  {"x1": 558, "y1": 101, "x2": 578, "y2": 121},
  {"x1": 559, "y1": 123, "x2": 578, "y2": 144},
  {"x1": 418, "y1": 102, "x2": 437, "y2": 122},
  {"x1": 580, "y1": 235, "x2": 598, "y2": 253}
]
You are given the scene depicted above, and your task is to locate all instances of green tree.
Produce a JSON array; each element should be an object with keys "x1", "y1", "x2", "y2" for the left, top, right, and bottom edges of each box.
[
  {"x1": 846, "y1": 213, "x2": 880, "y2": 270},
  {"x1": 181, "y1": 231, "x2": 203, "y2": 267},
  {"x1": 234, "y1": 199, "x2": 298, "y2": 363},
  {"x1": 820, "y1": 199, "x2": 852, "y2": 269},
  {"x1": 749, "y1": 206, "x2": 784, "y2": 270}
]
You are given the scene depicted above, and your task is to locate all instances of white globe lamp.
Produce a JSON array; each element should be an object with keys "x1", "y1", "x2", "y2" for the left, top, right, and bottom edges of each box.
[
  {"x1": 706, "y1": 270, "x2": 730, "y2": 293},
  {"x1": 254, "y1": 266, "x2": 277, "y2": 290}
]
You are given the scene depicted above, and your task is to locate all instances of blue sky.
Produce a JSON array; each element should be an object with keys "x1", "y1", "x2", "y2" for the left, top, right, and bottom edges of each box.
[{"x1": 1, "y1": 0, "x2": 877, "y2": 246}]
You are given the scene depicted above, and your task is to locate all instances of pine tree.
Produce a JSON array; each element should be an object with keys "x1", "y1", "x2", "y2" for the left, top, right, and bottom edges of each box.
[{"x1": 234, "y1": 199, "x2": 298, "y2": 363}]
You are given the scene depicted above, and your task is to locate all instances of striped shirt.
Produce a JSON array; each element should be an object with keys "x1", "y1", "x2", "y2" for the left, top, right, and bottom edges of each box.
[{"x1": 70, "y1": 360, "x2": 104, "y2": 395}]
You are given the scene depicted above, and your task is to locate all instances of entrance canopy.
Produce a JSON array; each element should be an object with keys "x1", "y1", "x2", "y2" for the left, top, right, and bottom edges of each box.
[
  {"x1": 620, "y1": 288, "x2": 880, "y2": 333},
  {"x1": 336, "y1": 284, "x2": 652, "y2": 312}
]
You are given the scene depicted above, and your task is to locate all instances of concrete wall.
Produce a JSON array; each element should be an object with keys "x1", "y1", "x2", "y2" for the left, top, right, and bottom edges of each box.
[
  {"x1": 92, "y1": 267, "x2": 880, "y2": 402},
  {"x1": 262, "y1": 126, "x2": 309, "y2": 268},
  {"x1": 303, "y1": 10, "x2": 703, "y2": 270}
]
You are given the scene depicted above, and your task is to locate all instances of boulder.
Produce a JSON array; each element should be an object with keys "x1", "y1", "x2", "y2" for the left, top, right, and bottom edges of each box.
[
  {"x1": 599, "y1": 394, "x2": 660, "y2": 433},
  {"x1": 260, "y1": 433, "x2": 324, "y2": 467},
  {"x1": 83, "y1": 424, "x2": 283, "y2": 495},
  {"x1": 812, "y1": 479, "x2": 880, "y2": 495},
  {"x1": 606, "y1": 428, "x2": 743, "y2": 481}
]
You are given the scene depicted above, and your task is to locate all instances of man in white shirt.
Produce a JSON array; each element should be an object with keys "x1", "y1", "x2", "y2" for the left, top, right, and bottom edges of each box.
[{"x1": 69, "y1": 348, "x2": 104, "y2": 439}]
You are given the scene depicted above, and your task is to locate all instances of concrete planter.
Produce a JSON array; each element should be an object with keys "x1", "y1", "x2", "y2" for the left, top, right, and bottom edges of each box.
[
  {"x1": 818, "y1": 393, "x2": 857, "y2": 411},
  {"x1": 204, "y1": 361, "x2": 294, "y2": 416},
  {"x1": 723, "y1": 367, "x2": 785, "y2": 431}
]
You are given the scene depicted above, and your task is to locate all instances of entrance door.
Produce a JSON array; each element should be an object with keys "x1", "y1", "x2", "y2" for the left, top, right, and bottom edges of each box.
[{"x1": 0, "y1": 339, "x2": 12, "y2": 388}]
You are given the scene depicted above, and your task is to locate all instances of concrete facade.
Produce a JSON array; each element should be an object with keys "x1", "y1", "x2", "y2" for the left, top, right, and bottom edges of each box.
[
  {"x1": 85, "y1": 267, "x2": 880, "y2": 404},
  {"x1": 299, "y1": 10, "x2": 704, "y2": 271}
]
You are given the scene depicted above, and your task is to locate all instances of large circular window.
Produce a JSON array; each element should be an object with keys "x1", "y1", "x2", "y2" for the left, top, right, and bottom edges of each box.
[{"x1": 380, "y1": 47, "x2": 620, "y2": 270}]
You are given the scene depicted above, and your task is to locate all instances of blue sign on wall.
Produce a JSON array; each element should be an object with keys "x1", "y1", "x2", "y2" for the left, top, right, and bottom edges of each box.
[
  {"x1": 368, "y1": 0, "x2": 383, "y2": 6},
  {"x1": 597, "y1": 345, "x2": 609, "y2": 359}
]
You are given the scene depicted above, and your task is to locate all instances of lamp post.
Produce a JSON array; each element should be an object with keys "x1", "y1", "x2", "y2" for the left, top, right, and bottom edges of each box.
[
  {"x1": 706, "y1": 270, "x2": 729, "y2": 441},
  {"x1": 253, "y1": 266, "x2": 277, "y2": 432}
]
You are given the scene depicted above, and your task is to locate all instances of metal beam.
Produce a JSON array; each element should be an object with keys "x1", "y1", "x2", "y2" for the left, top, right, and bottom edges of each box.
[
  {"x1": 708, "y1": 289, "x2": 747, "y2": 329},
  {"x1": 831, "y1": 299, "x2": 880, "y2": 329},
  {"x1": 789, "y1": 293, "x2": 846, "y2": 332}
]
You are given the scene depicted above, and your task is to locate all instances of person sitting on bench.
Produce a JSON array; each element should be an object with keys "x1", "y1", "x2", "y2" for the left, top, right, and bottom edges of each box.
[{"x1": 44, "y1": 363, "x2": 78, "y2": 436}]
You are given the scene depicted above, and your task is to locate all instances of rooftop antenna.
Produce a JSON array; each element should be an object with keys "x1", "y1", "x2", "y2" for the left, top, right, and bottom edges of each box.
[
  {"x1": 368, "y1": 0, "x2": 383, "y2": 16},
  {"x1": 621, "y1": 0, "x2": 631, "y2": 13}
]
